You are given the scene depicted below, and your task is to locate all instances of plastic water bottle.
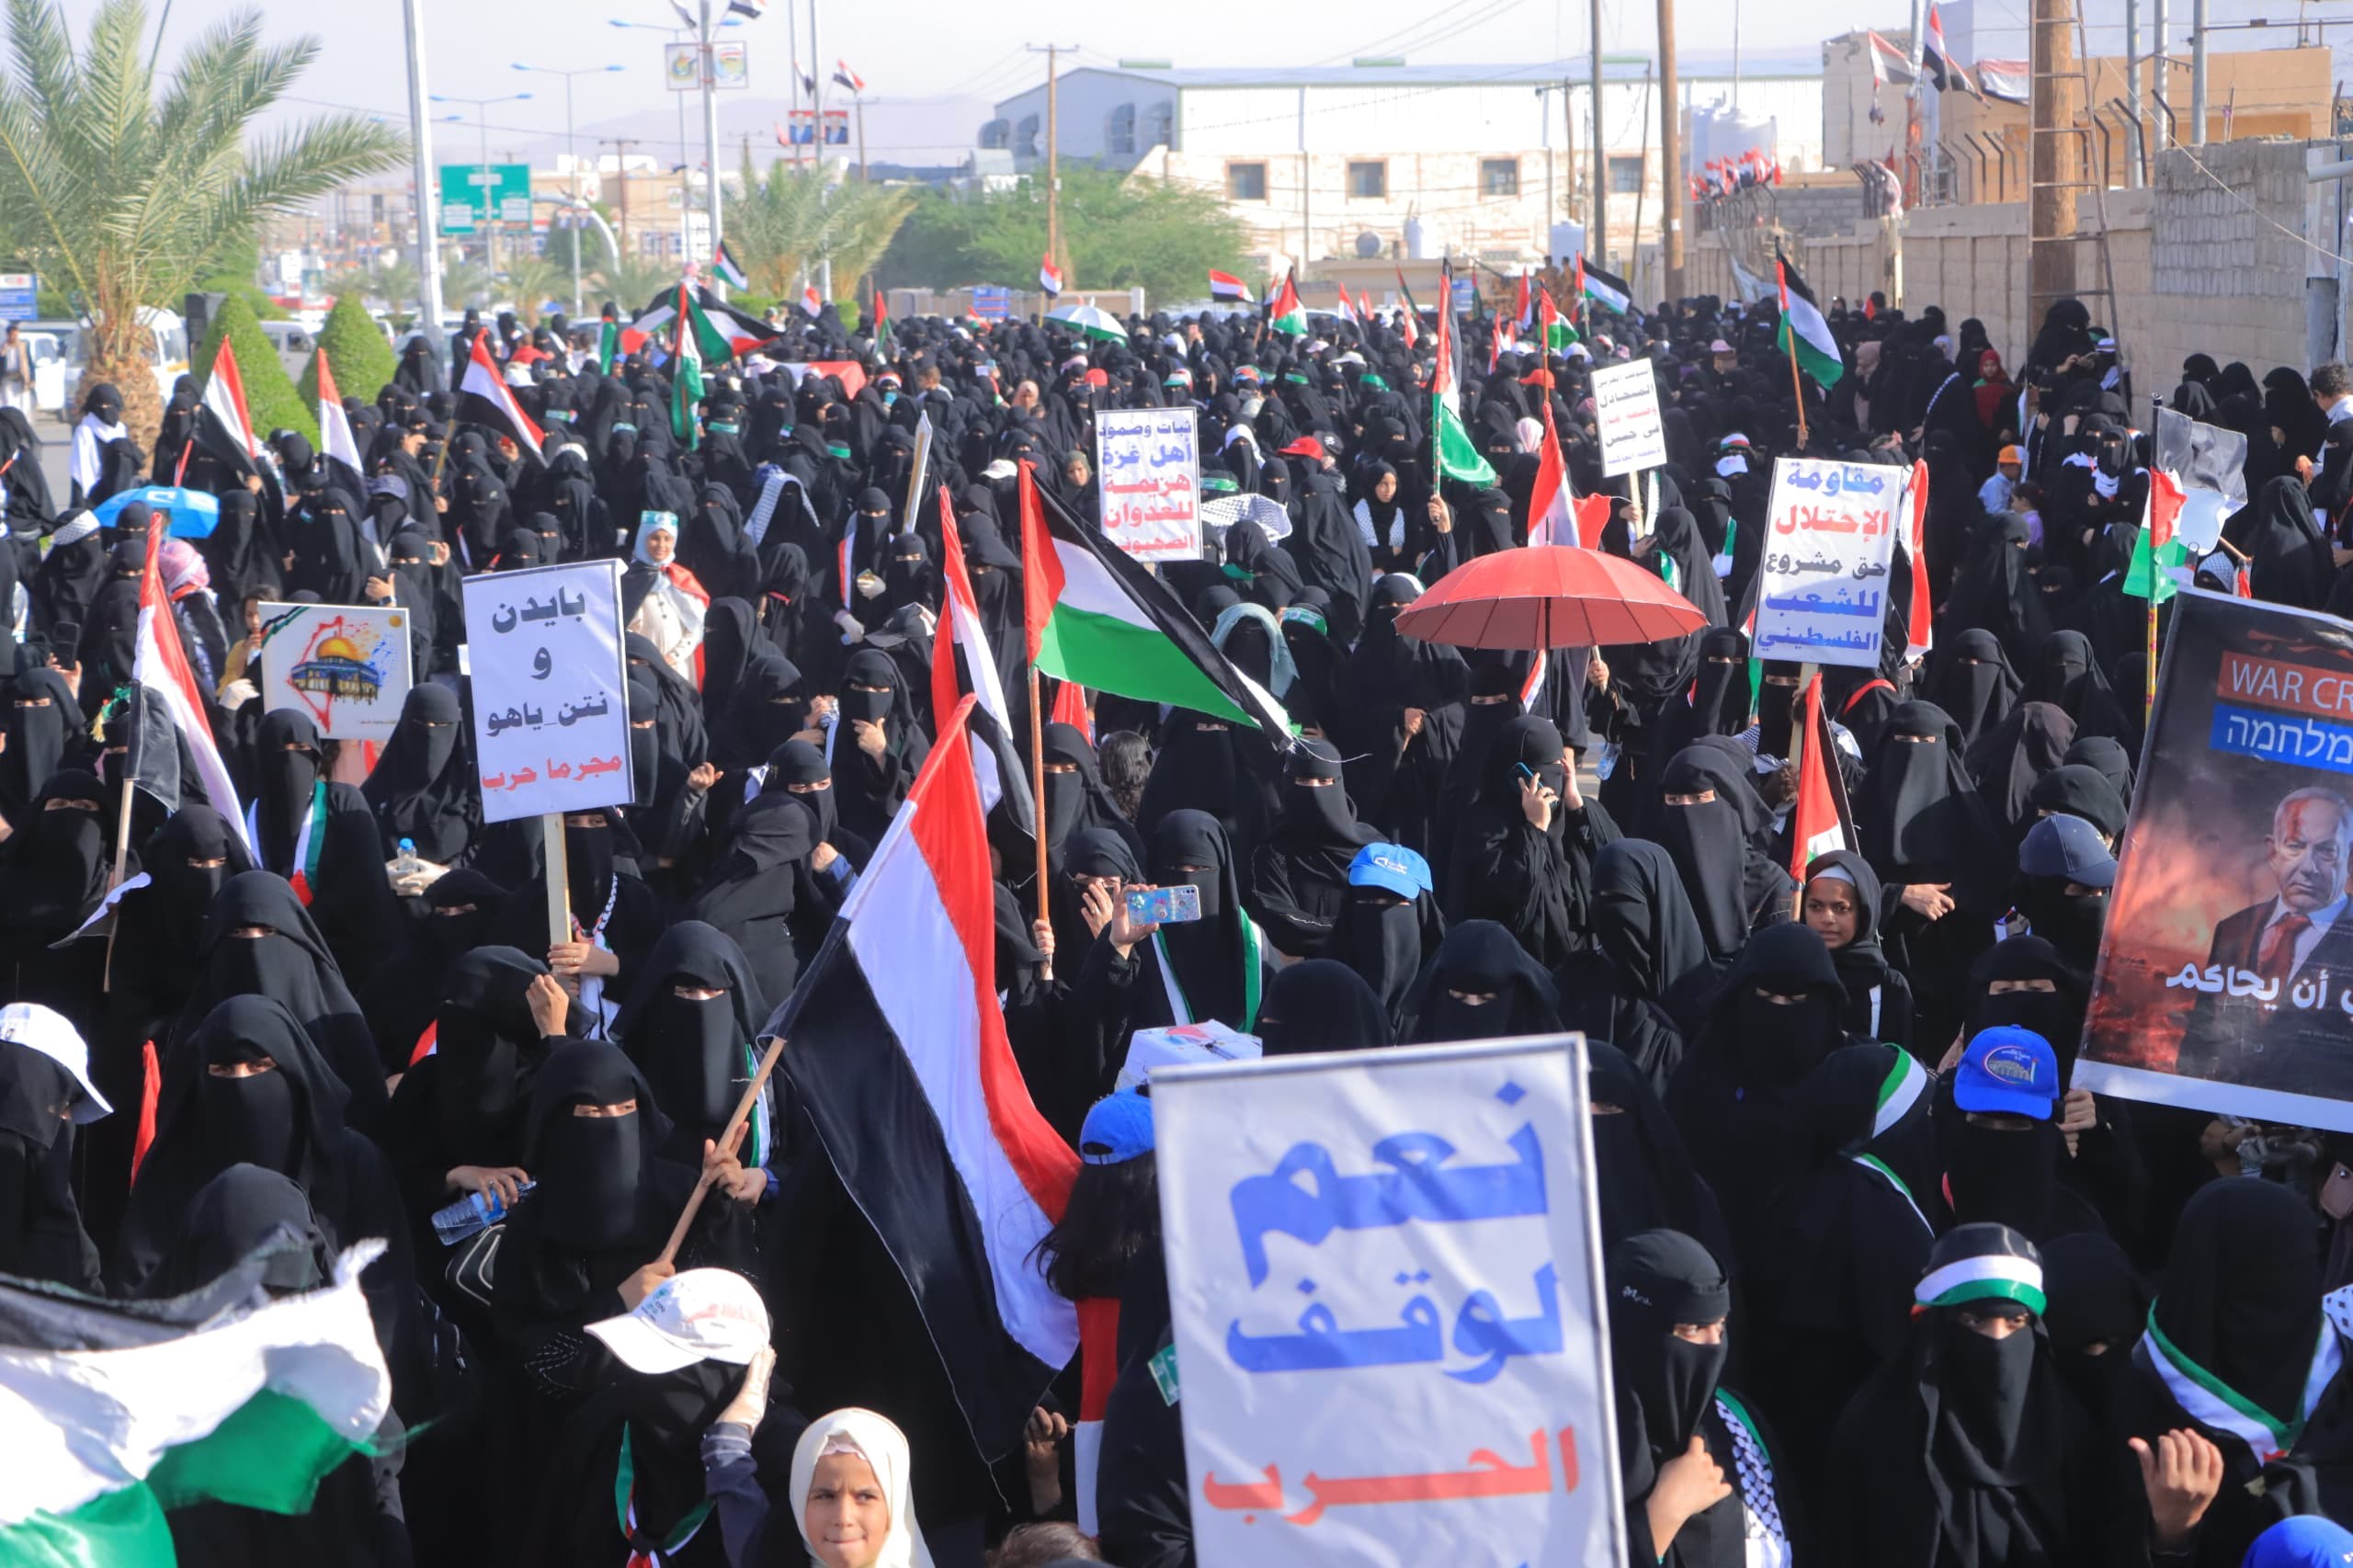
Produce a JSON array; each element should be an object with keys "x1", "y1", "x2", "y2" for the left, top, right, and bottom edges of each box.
[
  {"x1": 430, "y1": 1180, "x2": 534, "y2": 1246},
  {"x1": 388, "y1": 836, "x2": 425, "y2": 888}
]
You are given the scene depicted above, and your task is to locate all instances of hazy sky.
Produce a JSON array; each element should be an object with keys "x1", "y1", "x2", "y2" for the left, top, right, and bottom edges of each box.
[{"x1": 119, "y1": 0, "x2": 1916, "y2": 169}]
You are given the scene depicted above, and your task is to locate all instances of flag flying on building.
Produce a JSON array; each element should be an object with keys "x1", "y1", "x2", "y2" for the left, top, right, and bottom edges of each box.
[
  {"x1": 1019, "y1": 469, "x2": 1290, "y2": 738},
  {"x1": 1775, "y1": 249, "x2": 1843, "y2": 390},
  {"x1": 194, "y1": 338, "x2": 268, "y2": 484},
  {"x1": 0, "y1": 1241, "x2": 389, "y2": 1566},
  {"x1": 832, "y1": 59, "x2": 866, "y2": 93},
  {"x1": 712, "y1": 237, "x2": 751, "y2": 291},
  {"x1": 313, "y1": 350, "x2": 363, "y2": 499},
  {"x1": 1580, "y1": 254, "x2": 1633, "y2": 316},
  {"x1": 1787, "y1": 675, "x2": 1849, "y2": 876},
  {"x1": 1208, "y1": 269, "x2": 1252, "y2": 303},
  {"x1": 1922, "y1": 2, "x2": 1973, "y2": 93},
  {"x1": 133, "y1": 516, "x2": 245, "y2": 851},
  {"x1": 1040, "y1": 256, "x2": 1063, "y2": 298},
  {"x1": 456, "y1": 331, "x2": 546, "y2": 464},
  {"x1": 770, "y1": 703, "x2": 1075, "y2": 1465},
  {"x1": 1430, "y1": 265, "x2": 1498, "y2": 484},
  {"x1": 1267, "y1": 269, "x2": 1307, "y2": 336}
]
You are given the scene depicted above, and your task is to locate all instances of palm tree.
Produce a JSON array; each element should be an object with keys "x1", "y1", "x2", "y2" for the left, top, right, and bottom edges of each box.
[
  {"x1": 587, "y1": 253, "x2": 680, "y2": 315},
  {"x1": 497, "y1": 255, "x2": 566, "y2": 324},
  {"x1": 0, "y1": 0, "x2": 402, "y2": 443},
  {"x1": 729, "y1": 150, "x2": 915, "y2": 301}
]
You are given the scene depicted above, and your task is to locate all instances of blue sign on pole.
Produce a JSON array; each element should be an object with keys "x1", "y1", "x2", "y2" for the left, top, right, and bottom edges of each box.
[
  {"x1": 0, "y1": 272, "x2": 38, "y2": 319},
  {"x1": 969, "y1": 285, "x2": 1011, "y2": 321}
]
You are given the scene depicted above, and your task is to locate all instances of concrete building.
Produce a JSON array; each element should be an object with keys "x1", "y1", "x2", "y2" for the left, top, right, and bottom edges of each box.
[{"x1": 981, "y1": 59, "x2": 1822, "y2": 292}]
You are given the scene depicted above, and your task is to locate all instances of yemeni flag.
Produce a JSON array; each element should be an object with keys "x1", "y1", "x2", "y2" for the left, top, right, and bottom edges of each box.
[
  {"x1": 1514, "y1": 269, "x2": 1533, "y2": 333},
  {"x1": 1581, "y1": 253, "x2": 1633, "y2": 316},
  {"x1": 194, "y1": 338, "x2": 267, "y2": 484},
  {"x1": 932, "y1": 494, "x2": 1034, "y2": 821},
  {"x1": 313, "y1": 350, "x2": 364, "y2": 500},
  {"x1": 1209, "y1": 269, "x2": 1252, "y2": 303},
  {"x1": 1040, "y1": 255, "x2": 1063, "y2": 299},
  {"x1": 133, "y1": 514, "x2": 247, "y2": 853},
  {"x1": 1775, "y1": 250, "x2": 1843, "y2": 391},
  {"x1": 1430, "y1": 265, "x2": 1497, "y2": 484},
  {"x1": 456, "y1": 331, "x2": 545, "y2": 463},
  {"x1": 712, "y1": 237, "x2": 751, "y2": 291},
  {"x1": 1922, "y1": 1, "x2": 1973, "y2": 93},
  {"x1": 2124, "y1": 466, "x2": 2189, "y2": 603},
  {"x1": 1018, "y1": 466, "x2": 1290, "y2": 738},
  {"x1": 1267, "y1": 269, "x2": 1307, "y2": 336},
  {"x1": 1788, "y1": 674, "x2": 1849, "y2": 877},
  {"x1": 773, "y1": 695, "x2": 1078, "y2": 1462},
  {"x1": 1527, "y1": 322, "x2": 1608, "y2": 549},
  {"x1": 0, "y1": 1239, "x2": 391, "y2": 1564},
  {"x1": 1904, "y1": 460, "x2": 1935, "y2": 660}
]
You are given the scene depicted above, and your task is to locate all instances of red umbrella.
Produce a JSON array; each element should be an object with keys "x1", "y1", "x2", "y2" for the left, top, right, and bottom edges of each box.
[{"x1": 1392, "y1": 545, "x2": 1708, "y2": 649}]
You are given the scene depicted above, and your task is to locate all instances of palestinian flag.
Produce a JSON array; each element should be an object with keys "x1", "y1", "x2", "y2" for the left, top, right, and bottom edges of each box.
[
  {"x1": 1430, "y1": 265, "x2": 1497, "y2": 484},
  {"x1": 773, "y1": 695, "x2": 1078, "y2": 1463},
  {"x1": 1208, "y1": 269, "x2": 1252, "y2": 303},
  {"x1": 1040, "y1": 256, "x2": 1063, "y2": 298},
  {"x1": 133, "y1": 513, "x2": 246, "y2": 851},
  {"x1": 457, "y1": 331, "x2": 546, "y2": 463},
  {"x1": 2124, "y1": 466, "x2": 2189, "y2": 603},
  {"x1": 0, "y1": 1240, "x2": 390, "y2": 1565},
  {"x1": 1018, "y1": 466, "x2": 1290, "y2": 738},
  {"x1": 597, "y1": 304, "x2": 622, "y2": 371},
  {"x1": 1267, "y1": 270, "x2": 1306, "y2": 336},
  {"x1": 1775, "y1": 250, "x2": 1843, "y2": 391},
  {"x1": 1787, "y1": 674, "x2": 1848, "y2": 877},
  {"x1": 194, "y1": 338, "x2": 267, "y2": 484},
  {"x1": 1904, "y1": 459, "x2": 1935, "y2": 660},
  {"x1": 313, "y1": 350, "x2": 364, "y2": 501},
  {"x1": 631, "y1": 285, "x2": 777, "y2": 357},
  {"x1": 871, "y1": 288, "x2": 892, "y2": 354},
  {"x1": 1580, "y1": 254, "x2": 1633, "y2": 316},
  {"x1": 1538, "y1": 287, "x2": 1577, "y2": 350},
  {"x1": 712, "y1": 237, "x2": 751, "y2": 291}
]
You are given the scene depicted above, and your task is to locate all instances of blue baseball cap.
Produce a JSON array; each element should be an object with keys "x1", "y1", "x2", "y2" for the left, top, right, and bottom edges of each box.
[
  {"x1": 1079, "y1": 1088, "x2": 1154, "y2": 1165},
  {"x1": 1953, "y1": 1026, "x2": 2061, "y2": 1119},
  {"x1": 2019, "y1": 812, "x2": 2117, "y2": 890},
  {"x1": 1348, "y1": 842, "x2": 1432, "y2": 901}
]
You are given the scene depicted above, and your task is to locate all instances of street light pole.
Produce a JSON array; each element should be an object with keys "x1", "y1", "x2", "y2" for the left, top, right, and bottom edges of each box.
[
  {"x1": 699, "y1": 0, "x2": 724, "y2": 292},
  {"x1": 400, "y1": 0, "x2": 446, "y2": 371},
  {"x1": 609, "y1": 16, "x2": 739, "y2": 269},
  {"x1": 512, "y1": 62, "x2": 627, "y2": 313}
]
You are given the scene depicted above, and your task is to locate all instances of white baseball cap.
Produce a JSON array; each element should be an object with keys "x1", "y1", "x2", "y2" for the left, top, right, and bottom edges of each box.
[
  {"x1": 587, "y1": 1267, "x2": 771, "y2": 1375},
  {"x1": 0, "y1": 1003, "x2": 110, "y2": 1122}
]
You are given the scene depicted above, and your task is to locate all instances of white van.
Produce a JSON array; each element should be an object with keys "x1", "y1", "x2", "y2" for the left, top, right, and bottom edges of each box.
[{"x1": 257, "y1": 319, "x2": 316, "y2": 380}]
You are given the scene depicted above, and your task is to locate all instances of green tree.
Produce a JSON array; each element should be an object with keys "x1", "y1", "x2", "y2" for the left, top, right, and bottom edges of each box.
[
  {"x1": 0, "y1": 0, "x2": 403, "y2": 444},
  {"x1": 588, "y1": 254, "x2": 678, "y2": 315},
  {"x1": 193, "y1": 290, "x2": 313, "y2": 444},
  {"x1": 197, "y1": 233, "x2": 287, "y2": 321},
  {"x1": 729, "y1": 150, "x2": 915, "y2": 301},
  {"x1": 296, "y1": 290, "x2": 394, "y2": 406},
  {"x1": 882, "y1": 165, "x2": 1246, "y2": 310}
]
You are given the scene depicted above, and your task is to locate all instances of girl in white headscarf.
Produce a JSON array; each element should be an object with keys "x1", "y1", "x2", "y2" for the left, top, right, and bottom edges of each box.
[{"x1": 790, "y1": 1410, "x2": 933, "y2": 1568}]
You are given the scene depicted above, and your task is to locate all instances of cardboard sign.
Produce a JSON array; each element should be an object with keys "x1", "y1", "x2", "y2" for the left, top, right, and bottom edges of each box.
[
  {"x1": 1590, "y1": 358, "x2": 1665, "y2": 478},
  {"x1": 1096, "y1": 406, "x2": 1203, "y2": 562},
  {"x1": 256, "y1": 602, "x2": 412, "y2": 742},
  {"x1": 460, "y1": 560, "x2": 632, "y2": 824},
  {"x1": 1751, "y1": 458, "x2": 1902, "y2": 668}
]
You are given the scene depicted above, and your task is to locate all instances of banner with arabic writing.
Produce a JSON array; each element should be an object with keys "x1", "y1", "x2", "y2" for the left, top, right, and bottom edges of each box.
[
  {"x1": 460, "y1": 559, "x2": 633, "y2": 824},
  {"x1": 1751, "y1": 457, "x2": 1901, "y2": 669},
  {"x1": 256, "y1": 602, "x2": 412, "y2": 742},
  {"x1": 2079, "y1": 589, "x2": 2353, "y2": 1130},
  {"x1": 1152, "y1": 1034, "x2": 1623, "y2": 1568},
  {"x1": 1096, "y1": 406, "x2": 1202, "y2": 563}
]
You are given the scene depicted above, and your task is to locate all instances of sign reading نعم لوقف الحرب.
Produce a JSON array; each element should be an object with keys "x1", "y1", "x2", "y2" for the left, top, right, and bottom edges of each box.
[
  {"x1": 1589, "y1": 358, "x2": 1666, "y2": 478},
  {"x1": 460, "y1": 559, "x2": 633, "y2": 824},
  {"x1": 1151, "y1": 1033, "x2": 1625, "y2": 1568},
  {"x1": 1750, "y1": 457, "x2": 1902, "y2": 669},
  {"x1": 256, "y1": 602, "x2": 412, "y2": 743},
  {"x1": 1096, "y1": 406, "x2": 1203, "y2": 562}
]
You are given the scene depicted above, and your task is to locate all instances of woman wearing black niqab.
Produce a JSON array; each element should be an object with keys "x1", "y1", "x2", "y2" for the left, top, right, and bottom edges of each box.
[
  {"x1": 250, "y1": 708, "x2": 402, "y2": 987},
  {"x1": 2234, "y1": 474, "x2": 2337, "y2": 609},
  {"x1": 1555, "y1": 838, "x2": 1712, "y2": 1093},
  {"x1": 1442, "y1": 716, "x2": 1616, "y2": 969},
  {"x1": 682, "y1": 791, "x2": 818, "y2": 1006},
  {"x1": 1966, "y1": 699, "x2": 2078, "y2": 844},
  {"x1": 28, "y1": 510, "x2": 105, "y2": 646},
  {"x1": 1408, "y1": 919, "x2": 1564, "y2": 1041},
  {"x1": 1589, "y1": 1048, "x2": 1731, "y2": 1267},
  {"x1": 1657, "y1": 744, "x2": 1795, "y2": 965},
  {"x1": 1246, "y1": 738, "x2": 1380, "y2": 959},
  {"x1": 0, "y1": 1006, "x2": 107, "y2": 1290},
  {"x1": 1073, "y1": 808, "x2": 1273, "y2": 1036},
  {"x1": 614, "y1": 920, "x2": 774, "y2": 1169},
  {"x1": 2019, "y1": 628, "x2": 2132, "y2": 743},
  {"x1": 1939, "y1": 514, "x2": 2052, "y2": 669},
  {"x1": 1927, "y1": 628, "x2": 2024, "y2": 753},
  {"x1": 1609, "y1": 1229, "x2": 1792, "y2": 1568},
  {"x1": 1826, "y1": 1224, "x2": 2104, "y2": 1568},
  {"x1": 0, "y1": 769, "x2": 110, "y2": 997},
  {"x1": 360, "y1": 683, "x2": 476, "y2": 866},
  {"x1": 831, "y1": 646, "x2": 931, "y2": 846},
  {"x1": 1256, "y1": 958, "x2": 1392, "y2": 1056},
  {"x1": 0, "y1": 665, "x2": 79, "y2": 826}
]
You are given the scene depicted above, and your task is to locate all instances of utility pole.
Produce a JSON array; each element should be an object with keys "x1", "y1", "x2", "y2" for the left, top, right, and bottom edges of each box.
[
  {"x1": 400, "y1": 0, "x2": 446, "y2": 367},
  {"x1": 1659, "y1": 0, "x2": 1683, "y2": 299},
  {"x1": 812, "y1": 0, "x2": 831, "y2": 300},
  {"x1": 598, "y1": 136, "x2": 638, "y2": 254},
  {"x1": 857, "y1": 92, "x2": 868, "y2": 183},
  {"x1": 1027, "y1": 44, "x2": 1078, "y2": 282},
  {"x1": 1589, "y1": 0, "x2": 1608, "y2": 272},
  {"x1": 1540, "y1": 85, "x2": 1555, "y2": 260},
  {"x1": 2126, "y1": 0, "x2": 2143, "y2": 186},
  {"x1": 1563, "y1": 76, "x2": 1577, "y2": 233},
  {"x1": 2190, "y1": 0, "x2": 2209, "y2": 142},
  {"x1": 698, "y1": 0, "x2": 724, "y2": 291},
  {"x1": 2029, "y1": 0, "x2": 2081, "y2": 320},
  {"x1": 2152, "y1": 0, "x2": 2168, "y2": 152},
  {"x1": 1299, "y1": 85, "x2": 1312, "y2": 278}
]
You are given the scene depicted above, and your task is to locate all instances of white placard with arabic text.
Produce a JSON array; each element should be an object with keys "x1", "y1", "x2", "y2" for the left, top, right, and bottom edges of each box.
[
  {"x1": 1153, "y1": 1034, "x2": 1622, "y2": 1568},
  {"x1": 1753, "y1": 457, "x2": 1902, "y2": 669},
  {"x1": 1096, "y1": 406, "x2": 1203, "y2": 562},
  {"x1": 1590, "y1": 358, "x2": 1666, "y2": 478},
  {"x1": 460, "y1": 559, "x2": 633, "y2": 824}
]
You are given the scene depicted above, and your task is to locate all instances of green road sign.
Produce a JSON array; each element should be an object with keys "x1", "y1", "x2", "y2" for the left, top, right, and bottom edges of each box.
[{"x1": 438, "y1": 163, "x2": 533, "y2": 234}]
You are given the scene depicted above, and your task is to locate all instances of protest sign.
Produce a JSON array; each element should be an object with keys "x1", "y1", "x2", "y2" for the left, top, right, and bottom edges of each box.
[
  {"x1": 255, "y1": 602, "x2": 412, "y2": 742},
  {"x1": 1096, "y1": 406, "x2": 1202, "y2": 562},
  {"x1": 460, "y1": 559, "x2": 632, "y2": 825},
  {"x1": 1153, "y1": 1034, "x2": 1623, "y2": 1568},
  {"x1": 2080, "y1": 589, "x2": 2353, "y2": 1130},
  {"x1": 1750, "y1": 458, "x2": 1900, "y2": 668},
  {"x1": 1590, "y1": 358, "x2": 1665, "y2": 478}
]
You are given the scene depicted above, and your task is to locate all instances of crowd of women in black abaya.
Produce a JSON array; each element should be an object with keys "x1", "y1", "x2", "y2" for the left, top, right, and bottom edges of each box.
[{"x1": 7, "y1": 286, "x2": 2353, "y2": 1567}]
